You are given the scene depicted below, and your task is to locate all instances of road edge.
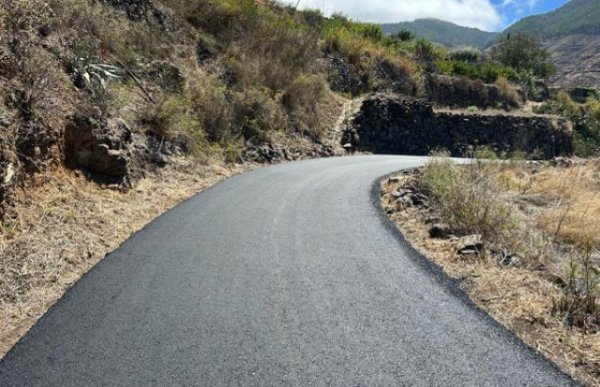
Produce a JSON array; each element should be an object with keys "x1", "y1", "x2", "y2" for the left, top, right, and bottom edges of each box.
[{"x1": 370, "y1": 170, "x2": 580, "y2": 385}]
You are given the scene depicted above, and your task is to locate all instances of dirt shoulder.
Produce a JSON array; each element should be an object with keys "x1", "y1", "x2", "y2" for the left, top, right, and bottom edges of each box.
[
  {"x1": 381, "y1": 160, "x2": 600, "y2": 386},
  {"x1": 0, "y1": 159, "x2": 253, "y2": 358}
]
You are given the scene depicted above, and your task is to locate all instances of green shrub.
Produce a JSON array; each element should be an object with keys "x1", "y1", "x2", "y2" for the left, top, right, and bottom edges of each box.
[
  {"x1": 436, "y1": 59, "x2": 517, "y2": 83},
  {"x1": 231, "y1": 87, "x2": 285, "y2": 143},
  {"x1": 538, "y1": 92, "x2": 600, "y2": 157},
  {"x1": 394, "y1": 29, "x2": 414, "y2": 42},
  {"x1": 415, "y1": 38, "x2": 436, "y2": 62},
  {"x1": 449, "y1": 46, "x2": 481, "y2": 63},
  {"x1": 146, "y1": 95, "x2": 206, "y2": 154}
]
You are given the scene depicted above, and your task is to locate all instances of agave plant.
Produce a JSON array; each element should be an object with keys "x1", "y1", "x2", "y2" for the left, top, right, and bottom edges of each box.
[
  {"x1": 75, "y1": 63, "x2": 124, "y2": 90},
  {"x1": 72, "y1": 56, "x2": 124, "y2": 91}
]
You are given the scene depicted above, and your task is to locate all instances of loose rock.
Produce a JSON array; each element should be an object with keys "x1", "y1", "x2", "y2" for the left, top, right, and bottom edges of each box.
[
  {"x1": 456, "y1": 234, "x2": 484, "y2": 257},
  {"x1": 429, "y1": 223, "x2": 451, "y2": 239}
]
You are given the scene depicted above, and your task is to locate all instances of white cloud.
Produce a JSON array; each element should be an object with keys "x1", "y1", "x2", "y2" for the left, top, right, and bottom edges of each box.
[
  {"x1": 283, "y1": 0, "x2": 503, "y2": 31},
  {"x1": 499, "y1": 0, "x2": 539, "y2": 17}
]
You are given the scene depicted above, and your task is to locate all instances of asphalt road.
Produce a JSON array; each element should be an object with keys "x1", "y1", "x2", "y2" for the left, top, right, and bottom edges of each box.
[{"x1": 0, "y1": 156, "x2": 577, "y2": 386}]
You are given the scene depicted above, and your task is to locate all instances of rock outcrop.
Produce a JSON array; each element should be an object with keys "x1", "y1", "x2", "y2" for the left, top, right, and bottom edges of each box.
[
  {"x1": 64, "y1": 116, "x2": 135, "y2": 183},
  {"x1": 343, "y1": 93, "x2": 573, "y2": 159}
]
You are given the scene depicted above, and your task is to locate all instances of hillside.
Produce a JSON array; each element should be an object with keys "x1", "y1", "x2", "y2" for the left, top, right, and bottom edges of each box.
[
  {"x1": 503, "y1": 0, "x2": 600, "y2": 87},
  {"x1": 505, "y1": 0, "x2": 600, "y2": 39},
  {"x1": 381, "y1": 18, "x2": 499, "y2": 49}
]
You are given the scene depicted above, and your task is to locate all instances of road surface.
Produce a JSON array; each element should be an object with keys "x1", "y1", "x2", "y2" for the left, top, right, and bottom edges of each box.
[{"x1": 0, "y1": 156, "x2": 576, "y2": 386}]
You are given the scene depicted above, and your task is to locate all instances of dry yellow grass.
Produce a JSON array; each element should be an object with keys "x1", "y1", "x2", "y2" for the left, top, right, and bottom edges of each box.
[
  {"x1": 382, "y1": 160, "x2": 600, "y2": 386},
  {"x1": 531, "y1": 164, "x2": 600, "y2": 246},
  {"x1": 0, "y1": 160, "x2": 252, "y2": 358}
]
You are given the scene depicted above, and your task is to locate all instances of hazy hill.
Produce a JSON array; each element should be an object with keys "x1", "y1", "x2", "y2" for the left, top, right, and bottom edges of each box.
[
  {"x1": 381, "y1": 18, "x2": 499, "y2": 49},
  {"x1": 503, "y1": 0, "x2": 600, "y2": 87},
  {"x1": 504, "y1": 0, "x2": 600, "y2": 38}
]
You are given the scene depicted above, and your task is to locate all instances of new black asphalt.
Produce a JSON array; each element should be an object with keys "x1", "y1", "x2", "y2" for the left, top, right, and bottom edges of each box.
[{"x1": 0, "y1": 156, "x2": 577, "y2": 386}]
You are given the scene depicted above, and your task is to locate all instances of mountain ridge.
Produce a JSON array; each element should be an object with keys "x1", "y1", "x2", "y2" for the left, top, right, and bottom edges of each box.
[
  {"x1": 381, "y1": 18, "x2": 499, "y2": 49},
  {"x1": 503, "y1": 0, "x2": 600, "y2": 87},
  {"x1": 504, "y1": 0, "x2": 600, "y2": 39}
]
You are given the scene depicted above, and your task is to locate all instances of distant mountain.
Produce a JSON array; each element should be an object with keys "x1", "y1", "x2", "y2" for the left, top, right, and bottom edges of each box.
[
  {"x1": 503, "y1": 0, "x2": 600, "y2": 88},
  {"x1": 381, "y1": 18, "x2": 499, "y2": 49},
  {"x1": 504, "y1": 0, "x2": 600, "y2": 39}
]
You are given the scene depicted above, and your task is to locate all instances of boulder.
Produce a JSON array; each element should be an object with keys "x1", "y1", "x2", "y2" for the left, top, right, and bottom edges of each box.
[
  {"x1": 429, "y1": 223, "x2": 451, "y2": 239},
  {"x1": 455, "y1": 235, "x2": 484, "y2": 257}
]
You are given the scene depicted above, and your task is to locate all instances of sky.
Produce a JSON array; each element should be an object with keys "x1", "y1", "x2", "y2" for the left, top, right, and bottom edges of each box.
[{"x1": 283, "y1": 0, "x2": 570, "y2": 31}]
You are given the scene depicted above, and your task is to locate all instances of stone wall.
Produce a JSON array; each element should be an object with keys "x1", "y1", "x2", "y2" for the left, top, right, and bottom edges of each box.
[{"x1": 343, "y1": 93, "x2": 573, "y2": 159}]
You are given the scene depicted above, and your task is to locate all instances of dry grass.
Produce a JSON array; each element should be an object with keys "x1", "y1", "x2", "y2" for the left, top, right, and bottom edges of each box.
[
  {"x1": 0, "y1": 160, "x2": 252, "y2": 358},
  {"x1": 495, "y1": 76, "x2": 524, "y2": 107},
  {"x1": 526, "y1": 164, "x2": 600, "y2": 246},
  {"x1": 382, "y1": 159, "x2": 600, "y2": 386}
]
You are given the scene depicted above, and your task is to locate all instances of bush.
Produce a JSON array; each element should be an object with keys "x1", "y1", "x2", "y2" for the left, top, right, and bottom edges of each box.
[
  {"x1": 537, "y1": 92, "x2": 600, "y2": 157},
  {"x1": 145, "y1": 95, "x2": 206, "y2": 154},
  {"x1": 394, "y1": 29, "x2": 414, "y2": 42},
  {"x1": 436, "y1": 59, "x2": 517, "y2": 83},
  {"x1": 421, "y1": 154, "x2": 515, "y2": 241},
  {"x1": 495, "y1": 76, "x2": 523, "y2": 106},
  {"x1": 449, "y1": 46, "x2": 481, "y2": 63},
  {"x1": 282, "y1": 74, "x2": 328, "y2": 139},
  {"x1": 415, "y1": 38, "x2": 436, "y2": 62},
  {"x1": 231, "y1": 87, "x2": 285, "y2": 143}
]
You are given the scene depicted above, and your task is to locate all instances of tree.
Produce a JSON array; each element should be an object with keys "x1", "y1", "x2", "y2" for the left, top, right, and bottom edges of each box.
[
  {"x1": 394, "y1": 29, "x2": 414, "y2": 42},
  {"x1": 491, "y1": 33, "x2": 556, "y2": 78}
]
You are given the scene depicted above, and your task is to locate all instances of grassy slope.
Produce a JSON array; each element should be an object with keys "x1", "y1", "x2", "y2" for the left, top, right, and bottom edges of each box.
[{"x1": 0, "y1": 0, "x2": 420, "y2": 173}]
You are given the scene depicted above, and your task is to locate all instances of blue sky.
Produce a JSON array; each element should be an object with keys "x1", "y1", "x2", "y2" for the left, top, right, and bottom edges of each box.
[{"x1": 284, "y1": 0, "x2": 570, "y2": 31}]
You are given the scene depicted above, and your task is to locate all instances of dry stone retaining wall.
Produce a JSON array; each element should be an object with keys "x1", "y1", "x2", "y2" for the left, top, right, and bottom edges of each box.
[{"x1": 343, "y1": 93, "x2": 573, "y2": 159}]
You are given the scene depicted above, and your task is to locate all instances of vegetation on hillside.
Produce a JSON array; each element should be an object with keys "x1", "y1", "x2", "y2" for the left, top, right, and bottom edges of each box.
[
  {"x1": 505, "y1": 0, "x2": 600, "y2": 39},
  {"x1": 536, "y1": 92, "x2": 600, "y2": 157},
  {"x1": 431, "y1": 33, "x2": 554, "y2": 100},
  {"x1": 0, "y1": 0, "x2": 420, "y2": 171},
  {"x1": 380, "y1": 18, "x2": 498, "y2": 49},
  {"x1": 423, "y1": 154, "x2": 600, "y2": 332},
  {"x1": 490, "y1": 33, "x2": 556, "y2": 78}
]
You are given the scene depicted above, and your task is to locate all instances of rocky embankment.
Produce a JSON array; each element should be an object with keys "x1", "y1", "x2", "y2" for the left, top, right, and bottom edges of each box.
[{"x1": 343, "y1": 94, "x2": 573, "y2": 158}]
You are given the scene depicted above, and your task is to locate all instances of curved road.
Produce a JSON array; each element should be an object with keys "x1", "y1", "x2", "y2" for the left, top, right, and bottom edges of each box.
[{"x1": 0, "y1": 156, "x2": 575, "y2": 386}]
